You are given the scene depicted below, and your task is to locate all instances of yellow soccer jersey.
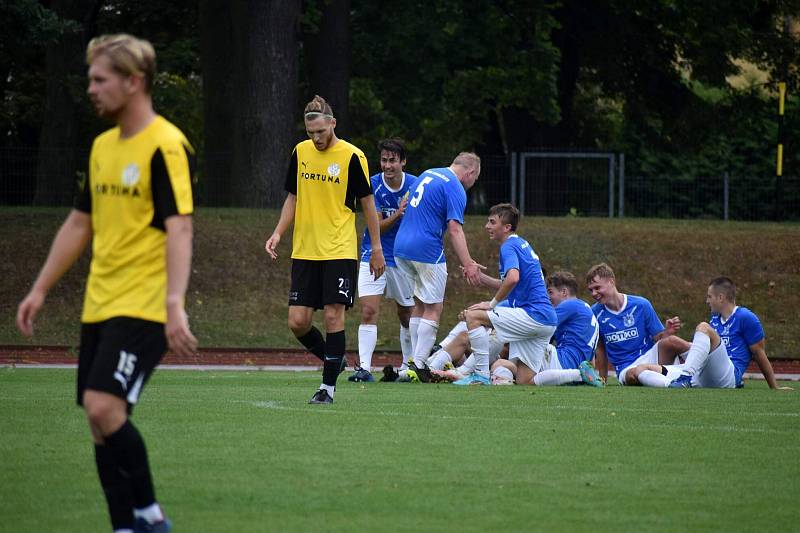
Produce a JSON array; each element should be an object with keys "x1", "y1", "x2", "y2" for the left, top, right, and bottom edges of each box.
[
  {"x1": 285, "y1": 139, "x2": 371, "y2": 260},
  {"x1": 75, "y1": 115, "x2": 195, "y2": 323}
]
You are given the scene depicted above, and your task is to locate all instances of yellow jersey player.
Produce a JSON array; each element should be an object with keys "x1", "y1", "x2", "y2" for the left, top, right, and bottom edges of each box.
[
  {"x1": 17, "y1": 34, "x2": 195, "y2": 532},
  {"x1": 265, "y1": 95, "x2": 385, "y2": 404}
]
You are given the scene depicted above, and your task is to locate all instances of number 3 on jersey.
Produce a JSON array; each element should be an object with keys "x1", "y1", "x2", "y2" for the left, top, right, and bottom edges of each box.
[{"x1": 409, "y1": 176, "x2": 434, "y2": 208}]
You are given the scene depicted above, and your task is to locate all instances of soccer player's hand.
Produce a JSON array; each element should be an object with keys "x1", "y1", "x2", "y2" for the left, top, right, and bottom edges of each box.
[
  {"x1": 166, "y1": 302, "x2": 198, "y2": 357},
  {"x1": 665, "y1": 316, "x2": 682, "y2": 334},
  {"x1": 468, "y1": 301, "x2": 492, "y2": 311},
  {"x1": 370, "y1": 248, "x2": 386, "y2": 279},
  {"x1": 463, "y1": 262, "x2": 484, "y2": 286},
  {"x1": 265, "y1": 233, "x2": 281, "y2": 260},
  {"x1": 396, "y1": 197, "x2": 408, "y2": 217},
  {"x1": 16, "y1": 289, "x2": 46, "y2": 337}
]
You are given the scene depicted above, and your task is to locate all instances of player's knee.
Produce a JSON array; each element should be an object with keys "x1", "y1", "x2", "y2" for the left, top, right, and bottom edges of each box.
[
  {"x1": 361, "y1": 303, "x2": 378, "y2": 323},
  {"x1": 396, "y1": 306, "x2": 412, "y2": 327},
  {"x1": 84, "y1": 396, "x2": 120, "y2": 430},
  {"x1": 323, "y1": 307, "x2": 345, "y2": 330},
  {"x1": 696, "y1": 322, "x2": 713, "y2": 336},
  {"x1": 464, "y1": 310, "x2": 482, "y2": 329},
  {"x1": 288, "y1": 316, "x2": 310, "y2": 335}
]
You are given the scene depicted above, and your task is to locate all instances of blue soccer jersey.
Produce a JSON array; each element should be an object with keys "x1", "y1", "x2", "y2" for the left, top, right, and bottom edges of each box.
[
  {"x1": 709, "y1": 306, "x2": 765, "y2": 386},
  {"x1": 498, "y1": 235, "x2": 557, "y2": 326},
  {"x1": 394, "y1": 167, "x2": 466, "y2": 264},
  {"x1": 554, "y1": 298, "x2": 599, "y2": 369},
  {"x1": 593, "y1": 295, "x2": 664, "y2": 376},
  {"x1": 360, "y1": 172, "x2": 417, "y2": 267}
]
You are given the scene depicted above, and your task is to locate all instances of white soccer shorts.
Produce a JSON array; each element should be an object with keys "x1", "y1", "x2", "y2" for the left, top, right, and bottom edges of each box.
[
  {"x1": 394, "y1": 257, "x2": 448, "y2": 304},
  {"x1": 666, "y1": 342, "x2": 736, "y2": 388},
  {"x1": 357, "y1": 262, "x2": 415, "y2": 307},
  {"x1": 488, "y1": 306, "x2": 556, "y2": 373},
  {"x1": 617, "y1": 342, "x2": 661, "y2": 385}
]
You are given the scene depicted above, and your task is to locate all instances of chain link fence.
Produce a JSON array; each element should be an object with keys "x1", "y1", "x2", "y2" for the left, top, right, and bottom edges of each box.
[{"x1": 2, "y1": 147, "x2": 797, "y2": 220}]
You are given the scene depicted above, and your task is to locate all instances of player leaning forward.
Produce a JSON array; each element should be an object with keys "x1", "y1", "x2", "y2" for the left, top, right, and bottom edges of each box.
[
  {"x1": 265, "y1": 95, "x2": 385, "y2": 404},
  {"x1": 462, "y1": 203, "x2": 558, "y2": 385},
  {"x1": 17, "y1": 34, "x2": 195, "y2": 532}
]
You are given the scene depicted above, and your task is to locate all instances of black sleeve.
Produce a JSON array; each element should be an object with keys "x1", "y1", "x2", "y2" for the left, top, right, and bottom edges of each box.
[
  {"x1": 349, "y1": 153, "x2": 372, "y2": 199},
  {"x1": 150, "y1": 148, "x2": 180, "y2": 230},
  {"x1": 285, "y1": 149, "x2": 298, "y2": 194},
  {"x1": 74, "y1": 173, "x2": 91, "y2": 213}
]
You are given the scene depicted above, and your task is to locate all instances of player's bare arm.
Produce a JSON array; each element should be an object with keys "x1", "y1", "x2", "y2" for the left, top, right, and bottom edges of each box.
[
  {"x1": 16, "y1": 210, "x2": 92, "y2": 337},
  {"x1": 265, "y1": 193, "x2": 297, "y2": 260},
  {"x1": 750, "y1": 339, "x2": 792, "y2": 390},
  {"x1": 165, "y1": 214, "x2": 198, "y2": 357},
  {"x1": 447, "y1": 220, "x2": 483, "y2": 285},
  {"x1": 378, "y1": 196, "x2": 407, "y2": 234},
  {"x1": 595, "y1": 338, "x2": 608, "y2": 383},
  {"x1": 468, "y1": 267, "x2": 519, "y2": 311},
  {"x1": 360, "y1": 194, "x2": 386, "y2": 279}
]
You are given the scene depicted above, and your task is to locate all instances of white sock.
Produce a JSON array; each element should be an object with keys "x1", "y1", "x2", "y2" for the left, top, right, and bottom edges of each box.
[
  {"x1": 638, "y1": 369, "x2": 671, "y2": 388},
  {"x1": 134, "y1": 503, "x2": 164, "y2": 524},
  {"x1": 320, "y1": 383, "x2": 335, "y2": 397},
  {"x1": 115, "y1": 530, "x2": 134, "y2": 533},
  {"x1": 409, "y1": 316, "x2": 421, "y2": 359},
  {"x1": 358, "y1": 324, "x2": 378, "y2": 371},
  {"x1": 533, "y1": 369, "x2": 581, "y2": 386},
  {"x1": 458, "y1": 354, "x2": 476, "y2": 375},
  {"x1": 428, "y1": 349, "x2": 452, "y2": 370},
  {"x1": 683, "y1": 331, "x2": 711, "y2": 376},
  {"x1": 413, "y1": 319, "x2": 439, "y2": 367},
  {"x1": 467, "y1": 327, "x2": 490, "y2": 376},
  {"x1": 441, "y1": 321, "x2": 468, "y2": 349},
  {"x1": 399, "y1": 325, "x2": 412, "y2": 368}
]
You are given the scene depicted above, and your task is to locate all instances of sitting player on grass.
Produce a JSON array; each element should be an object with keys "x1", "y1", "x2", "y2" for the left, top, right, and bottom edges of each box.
[
  {"x1": 587, "y1": 263, "x2": 690, "y2": 386},
  {"x1": 626, "y1": 277, "x2": 791, "y2": 390},
  {"x1": 459, "y1": 203, "x2": 557, "y2": 385}
]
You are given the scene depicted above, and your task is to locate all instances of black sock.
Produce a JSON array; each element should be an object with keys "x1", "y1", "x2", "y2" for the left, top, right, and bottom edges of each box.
[
  {"x1": 322, "y1": 330, "x2": 345, "y2": 387},
  {"x1": 105, "y1": 420, "x2": 157, "y2": 510},
  {"x1": 94, "y1": 443, "x2": 134, "y2": 530},
  {"x1": 297, "y1": 326, "x2": 325, "y2": 361}
]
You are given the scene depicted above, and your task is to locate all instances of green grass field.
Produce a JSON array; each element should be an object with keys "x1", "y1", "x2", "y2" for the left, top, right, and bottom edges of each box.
[
  {"x1": 2, "y1": 368, "x2": 798, "y2": 532},
  {"x1": 2, "y1": 208, "x2": 799, "y2": 357}
]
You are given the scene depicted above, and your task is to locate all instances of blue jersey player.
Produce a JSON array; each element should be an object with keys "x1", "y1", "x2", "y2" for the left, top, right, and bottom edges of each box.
[
  {"x1": 461, "y1": 203, "x2": 559, "y2": 385},
  {"x1": 350, "y1": 139, "x2": 417, "y2": 382},
  {"x1": 630, "y1": 277, "x2": 790, "y2": 389},
  {"x1": 586, "y1": 263, "x2": 690, "y2": 385},
  {"x1": 539, "y1": 271, "x2": 604, "y2": 386},
  {"x1": 393, "y1": 152, "x2": 483, "y2": 381}
]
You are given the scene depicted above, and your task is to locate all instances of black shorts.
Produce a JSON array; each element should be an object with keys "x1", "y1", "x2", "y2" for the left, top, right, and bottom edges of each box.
[
  {"x1": 76, "y1": 317, "x2": 167, "y2": 410},
  {"x1": 289, "y1": 258, "x2": 357, "y2": 310}
]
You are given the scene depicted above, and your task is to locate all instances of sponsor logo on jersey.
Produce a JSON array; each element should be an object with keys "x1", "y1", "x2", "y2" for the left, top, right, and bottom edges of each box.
[
  {"x1": 94, "y1": 182, "x2": 141, "y2": 198},
  {"x1": 604, "y1": 328, "x2": 639, "y2": 344},
  {"x1": 301, "y1": 172, "x2": 340, "y2": 183}
]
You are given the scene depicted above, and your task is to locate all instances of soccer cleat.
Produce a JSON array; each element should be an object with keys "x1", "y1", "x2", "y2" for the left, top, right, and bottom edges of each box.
[
  {"x1": 407, "y1": 361, "x2": 432, "y2": 383},
  {"x1": 669, "y1": 373, "x2": 694, "y2": 388},
  {"x1": 133, "y1": 518, "x2": 172, "y2": 533},
  {"x1": 308, "y1": 389, "x2": 334, "y2": 404},
  {"x1": 347, "y1": 368, "x2": 375, "y2": 382},
  {"x1": 380, "y1": 365, "x2": 400, "y2": 382},
  {"x1": 579, "y1": 361, "x2": 604, "y2": 387},
  {"x1": 452, "y1": 373, "x2": 491, "y2": 386}
]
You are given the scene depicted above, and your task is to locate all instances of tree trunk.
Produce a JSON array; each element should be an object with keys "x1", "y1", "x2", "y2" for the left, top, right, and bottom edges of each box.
[
  {"x1": 305, "y1": 0, "x2": 350, "y2": 138},
  {"x1": 202, "y1": 0, "x2": 300, "y2": 207},
  {"x1": 199, "y1": 0, "x2": 235, "y2": 206},
  {"x1": 34, "y1": 0, "x2": 99, "y2": 206}
]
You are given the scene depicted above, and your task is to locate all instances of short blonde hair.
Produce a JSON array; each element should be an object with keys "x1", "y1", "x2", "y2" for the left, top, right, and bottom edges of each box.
[
  {"x1": 585, "y1": 262, "x2": 615, "y2": 285},
  {"x1": 86, "y1": 34, "x2": 156, "y2": 92},
  {"x1": 452, "y1": 152, "x2": 481, "y2": 174}
]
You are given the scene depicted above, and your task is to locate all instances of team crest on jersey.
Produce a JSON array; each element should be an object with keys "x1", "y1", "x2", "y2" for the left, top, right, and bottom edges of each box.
[
  {"x1": 623, "y1": 308, "x2": 636, "y2": 327},
  {"x1": 327, "y1": 163, "x2": 341, "y2": 177},
  {"x1": 121, "y1": 163, "x2": 140, "y2": 186},
  {"x1": 720, "y1": 322, "x2": 732, "y2": 336}
]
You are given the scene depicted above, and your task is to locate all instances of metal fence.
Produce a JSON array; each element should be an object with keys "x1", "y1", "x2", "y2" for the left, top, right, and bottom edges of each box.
[{"x1": 2, "y1": 147, "x2": 797, "y2": 220}]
